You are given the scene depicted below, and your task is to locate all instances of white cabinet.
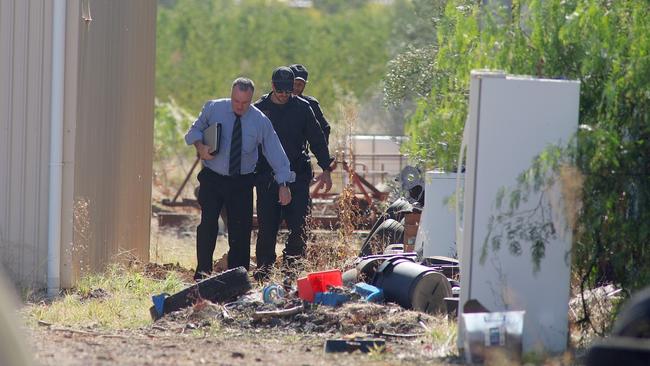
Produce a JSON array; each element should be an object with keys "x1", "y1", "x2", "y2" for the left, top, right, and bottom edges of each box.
[
  {"x1": 457, "y1": 71, "x2": 580, "y2": 354},
  {"x1": 414, "y1": 171, "x2": 458, "y2": 258}
]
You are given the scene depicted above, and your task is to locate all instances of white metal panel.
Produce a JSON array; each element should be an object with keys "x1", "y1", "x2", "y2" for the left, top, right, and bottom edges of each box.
[
  {"x1": 415, "y1": 171, "x2": 457, "y2": 258},
  {"x1": 458, "y1": 71, "x2": 580, "y2": 354}
]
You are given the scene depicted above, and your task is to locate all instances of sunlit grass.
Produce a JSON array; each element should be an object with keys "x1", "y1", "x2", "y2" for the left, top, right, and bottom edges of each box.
[
  {"x1": 26, "y1": 264, "x2": 185, "y2": 330},
  {"x1": 426, "y1": 315, "x2": 458, "y2": 358},
  {"x1": 367, "y1": 344, "x2": 387, "y2": 361},
  {"x1": 149, "y1": 219, "x2": 198, "y2": 270}
]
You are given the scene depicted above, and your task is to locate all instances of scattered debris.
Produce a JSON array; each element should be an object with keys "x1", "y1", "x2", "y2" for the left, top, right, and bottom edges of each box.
[
  {"x1": 143, "y1": 262, "x2": 194, "y2": 282},
  {"x1": 262, "y1": 284, "x2": 286, "y2": 305},
  {"x1": 150, "y1": 267, "x2": 251, "y2": 320},
  {"x1": 145, "y1": 194, "x2": 464, "y2": 359},
  {"x1": 324, "y1": 338, "x2": 386, "y2": 353},
  {"x1": 352, "y1": 283, "x2": 383, "y2": 303},
  {"x1": 253, "y1": 304, "x2": 305, "y2": 321},
  {"x1": 79, "y1": 288, "x2": 111, "y2": 301}
]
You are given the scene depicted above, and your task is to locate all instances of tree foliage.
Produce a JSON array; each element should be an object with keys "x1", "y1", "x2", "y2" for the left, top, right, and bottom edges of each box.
[
  {"x1": 386, "y1": 0, "x2": 650, "y2": 294},
  {"x1": 153, "y1": 98, "x2": 194, "y2": 161},
  {"x1": 156, "y1": 0, "x2": 394, "y2": 116}
]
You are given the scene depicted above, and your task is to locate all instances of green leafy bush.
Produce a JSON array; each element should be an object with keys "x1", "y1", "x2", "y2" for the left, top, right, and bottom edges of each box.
[
  {"x1": 389, "y1": 0, "x2": 650, "y2": 297},
  {"x1": 153, "y1": 98, "x2": 194, "y2": 162},
  {"x1": 156, "y1": 0, "x2": 394, "y2": 117}
]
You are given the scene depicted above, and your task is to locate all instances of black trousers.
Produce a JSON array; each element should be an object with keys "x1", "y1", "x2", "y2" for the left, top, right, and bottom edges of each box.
[
  {"x1": 255, "y1": 170, "x2": 312, "y2": 269},
  {"x1": 195, "y1": 168, "x2": 255, "y2": 277}
]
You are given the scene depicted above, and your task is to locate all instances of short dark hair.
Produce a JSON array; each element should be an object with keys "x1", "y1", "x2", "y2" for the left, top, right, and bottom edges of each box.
[{"x1": 232, "y1": 77, "x2": 255, "y2": 93}]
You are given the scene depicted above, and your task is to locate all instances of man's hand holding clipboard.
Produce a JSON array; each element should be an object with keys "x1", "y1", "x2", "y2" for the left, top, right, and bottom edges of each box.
[
  {"x1": 203, "y1": 123, "x2": 221, "y2": 155},
  {"x1": 194, "y1": 123, "x2": 221, "y2": 160}
]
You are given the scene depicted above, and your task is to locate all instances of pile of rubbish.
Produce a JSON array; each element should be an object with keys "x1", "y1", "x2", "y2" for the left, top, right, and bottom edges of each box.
[
  {"x1": 148, "y1": 190, "x2": 465, "y2": 353},
  {"x1": 148, "y1": 252, "x2": 461, "y2": 324},
  {"x1": 148, "y1": 263, "x2": 453, "y2": 354},
  {"x1": 150, "y1": 253, "x2": 458, "y2": 352}
]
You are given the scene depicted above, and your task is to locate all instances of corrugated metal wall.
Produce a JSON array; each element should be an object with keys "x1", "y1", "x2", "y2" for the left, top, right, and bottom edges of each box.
[
  {"x1": 0, "y1": 0, "x2": 53, "y2": 288},
  {"x1": 0, "y1": 0, "x2": 156, "y2": 288},
  {"x1": 69, "y1": 0, "x2": 156, "y2": 281}
]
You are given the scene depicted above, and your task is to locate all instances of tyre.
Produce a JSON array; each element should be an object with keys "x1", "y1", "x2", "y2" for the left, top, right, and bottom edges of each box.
[
  {"x1": 385, "y1": 197, "x2": 413, "y2": 222},
  {"x1": 360, "y1": 197, "x2": 412, "y2": 253},
  {"x1": 359, "y1": 219, "x2": 404, "y2": 256},
  {"x1": 152, "y1": 266, "x2": 251, "y2": 320}
]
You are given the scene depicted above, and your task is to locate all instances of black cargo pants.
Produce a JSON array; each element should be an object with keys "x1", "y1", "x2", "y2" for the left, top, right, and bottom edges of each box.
[{"x1": 255, "y1": 170, "x2": 312, "y2": 271}]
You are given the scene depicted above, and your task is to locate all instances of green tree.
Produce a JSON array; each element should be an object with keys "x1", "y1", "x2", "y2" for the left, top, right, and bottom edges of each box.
[
  {"x1": 387, "y1": 0, "x2": 650, "y2": 301},
  {"x1": 156, "y1": 0, "x2": 394, "y2": 122}
]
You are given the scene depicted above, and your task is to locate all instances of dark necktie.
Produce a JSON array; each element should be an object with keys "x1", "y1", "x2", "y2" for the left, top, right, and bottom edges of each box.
[{"x1": 229, "y1": 114, "x2": 242, "y2": 176}]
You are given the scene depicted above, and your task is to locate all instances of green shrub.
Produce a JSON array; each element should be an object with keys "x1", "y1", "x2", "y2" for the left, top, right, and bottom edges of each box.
[{"x1": 389, "y1": 0, "x2": 650, "y2": 297}]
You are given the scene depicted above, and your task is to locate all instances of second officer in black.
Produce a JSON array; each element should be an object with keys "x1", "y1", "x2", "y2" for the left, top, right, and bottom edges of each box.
[
  {"x1": 254, "y1": 66, "x2": 333, "y2": 280},
  {"x1": 289, "y1": 64, "x2": 331, "y2": 144}
]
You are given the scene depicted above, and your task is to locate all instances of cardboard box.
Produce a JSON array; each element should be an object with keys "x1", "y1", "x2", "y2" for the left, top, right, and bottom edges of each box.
[
  {"x1": 404, "y1": 212, "x2": 421, "y2": 226},
  {"x1": 403, "y1": 212, "x2": 421, "y2": 251}
]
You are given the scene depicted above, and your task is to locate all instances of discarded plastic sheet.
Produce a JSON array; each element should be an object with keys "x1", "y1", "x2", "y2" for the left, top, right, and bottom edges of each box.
[
  {"x1": 324, "y1": 339, "x2": 386, "y2": 353},
  {"x1": 353, "y1": 283, "x2": 384, "y2": 303}
]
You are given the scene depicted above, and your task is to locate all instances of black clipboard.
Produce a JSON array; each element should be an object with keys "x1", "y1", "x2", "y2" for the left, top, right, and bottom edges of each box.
[{"x1": 203, "y1": 123, "x2": 221, "y2": 155}]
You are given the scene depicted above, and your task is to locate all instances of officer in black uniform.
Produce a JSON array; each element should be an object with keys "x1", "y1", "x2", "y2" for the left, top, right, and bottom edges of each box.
[
  {"x1": 254, "y1": 66, "x2": 333, "y2": 280},
  {"x1": 289, "y1": 64, "x2": 331, "y2": 144}
]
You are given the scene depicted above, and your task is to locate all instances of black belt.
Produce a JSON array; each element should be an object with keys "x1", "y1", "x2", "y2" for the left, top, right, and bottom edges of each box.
[{"x1": 203, "y1": 167, "x2": 253, "y2": 180}]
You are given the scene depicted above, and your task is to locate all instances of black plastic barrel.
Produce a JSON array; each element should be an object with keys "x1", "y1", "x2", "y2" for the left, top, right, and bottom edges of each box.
[{"x1": 372, "y1": 257, "x2": 452, "y2": 314}]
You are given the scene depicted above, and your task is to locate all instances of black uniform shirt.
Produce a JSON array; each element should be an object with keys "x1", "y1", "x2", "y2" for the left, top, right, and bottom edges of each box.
[
  {"x1": 254, "y1": 93, "x2": 332, "y2": 176},
  {"x1": 301, "y1": 95, "x2": 331, "y2": 144}
]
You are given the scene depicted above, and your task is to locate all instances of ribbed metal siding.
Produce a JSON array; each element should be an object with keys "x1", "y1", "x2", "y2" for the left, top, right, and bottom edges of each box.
[
  {"x1": 0, "y1": 0, "x2": 53, "y2": 288},
  {"x1": 71, "y1": 0, "x2": 156, "y2": 278},
  {"x1": 0, "y1": 0, "x2": 156, "y2": 288}
]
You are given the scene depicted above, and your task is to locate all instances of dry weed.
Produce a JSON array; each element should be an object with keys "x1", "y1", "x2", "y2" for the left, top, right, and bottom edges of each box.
[{"x1": 559, "y1": 164, "x2": 584, "y2": 232}]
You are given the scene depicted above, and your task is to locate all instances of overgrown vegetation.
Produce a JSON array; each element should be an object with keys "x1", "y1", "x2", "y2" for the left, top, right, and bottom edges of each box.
[
  {"x1": 156, "y1": 0, "x2": 394, "y2": 116},
  {"x1": 385, "y1": 0, "x2": 650, "y2": 328},
  {"x1": 27, "y1": 264, "x2": 185, "y2": 329}
]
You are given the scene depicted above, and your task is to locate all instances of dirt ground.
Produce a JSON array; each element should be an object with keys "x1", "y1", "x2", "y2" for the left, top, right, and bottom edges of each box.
[
  {"x1": 29, "y1": 325, "x2": 458, "y2": 366},
  {"x1": 28, "y1": 224, "x2": 460, "y2": 366},
  {"x1": 29, "y1": 296, "x2": 461, "y2": 366}
]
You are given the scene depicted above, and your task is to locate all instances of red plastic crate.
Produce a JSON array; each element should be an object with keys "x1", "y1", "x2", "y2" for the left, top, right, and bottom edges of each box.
[
  {"x1": 298, "y1": 270, "x2": 343, "y2": 302},
  {"x1": 308, "y1": 270, "x2": 342, "y2": 292},
  {"x1": 297, "y1": 276, "x2": 314, "y2": 302}
]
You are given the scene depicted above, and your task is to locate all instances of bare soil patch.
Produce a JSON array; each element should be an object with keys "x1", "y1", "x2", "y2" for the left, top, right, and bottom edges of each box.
[
  {"x1": 30, "y1": 325, "x2": 456, "y2": 366},
  {"x1": 30, "y1": 297, "x2": 460, "y2": 366}
]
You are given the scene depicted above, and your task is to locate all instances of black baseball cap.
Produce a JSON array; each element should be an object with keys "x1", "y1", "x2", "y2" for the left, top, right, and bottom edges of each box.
[
  {"x1": 290, "y1": 64, "x2": 308, "y2": 82},
  {"x1": 271, "y1": 66, "x2": 294, "y2": 91}
]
